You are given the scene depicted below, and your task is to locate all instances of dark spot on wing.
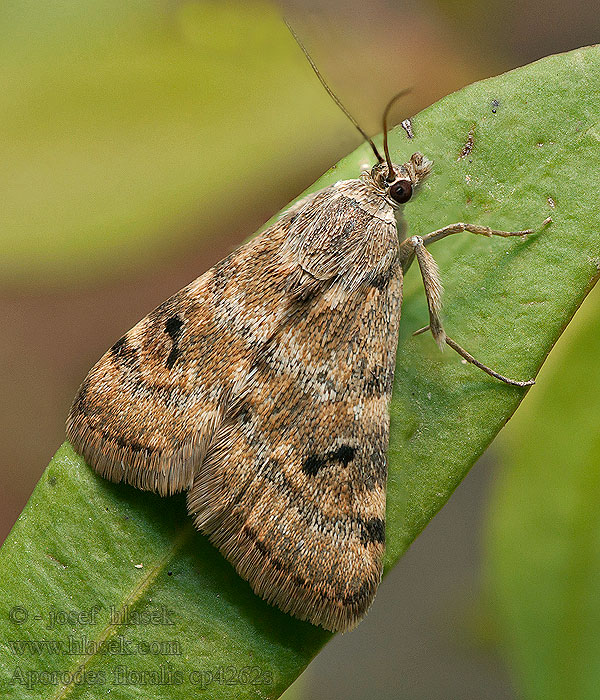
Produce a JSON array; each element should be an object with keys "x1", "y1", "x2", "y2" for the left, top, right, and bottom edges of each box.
[
  {"x1": 111, "y1": 336, "x2": 127, "y2": 356},
  {"x1": 370, "y1": 268, "x2": 393, "y2": 291},
  {"x1": 72, "y1": 377, "x2": 90, "y2": 414},
  {"x1": 230, "y1": 399, "x2": 252, "y2": 425},
  {"x1": 110, "y1": 334, "x2": 138, "y2": 366},
  {"x1": 165, "y1": 348, "x2": 180, "y2": 370},
  {"x1": 112, "y1": 432, "x2": 152, "y2": 454},
  {"x1": 302, "y1": 444, "x2": 356, "y2": 476},
  {"x1": 358, "y1": 517, "x2": 385, "y2": 545},
  {"x1": 165, "y1": 316, "x2": 183, "y2": 339},
  {"x1": 164, "y1": 316, "x2": 184, "y2": 369},
  {"x1": 302, "y1": 454, "x2": 325, "y2": 477},
  {"x1": 365, "y1": 366, "x2": 394, "y2": 396},
  {"x1": 334, "y1": 445, "x2": 356, "y2": 465},
  {"x1": 342, "y1": 577, "x2": 378, "y2": 606}
]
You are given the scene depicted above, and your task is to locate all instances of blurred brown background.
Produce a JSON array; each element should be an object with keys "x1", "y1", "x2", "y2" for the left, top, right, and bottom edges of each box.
[{"x1": 1, "y1": 1, "x2": 598, "y2": 698}]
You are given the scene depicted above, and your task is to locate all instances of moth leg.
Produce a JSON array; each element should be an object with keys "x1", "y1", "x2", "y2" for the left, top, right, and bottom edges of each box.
[
  {"x1": 417, "y1": 220, "x2": 539, "y2": 247},
  {"x1": 409, "y1": 236, "x2": 445, "y2": 349},
  {"x1": 398, "y1": 217, "x2": 551, "y2": 269},
  {"x1": 413, "y1": 324, "x2": 534, "y2": 386},
  {"x1": 404, "y1": 234, "x2": 535, "y2": 388}
]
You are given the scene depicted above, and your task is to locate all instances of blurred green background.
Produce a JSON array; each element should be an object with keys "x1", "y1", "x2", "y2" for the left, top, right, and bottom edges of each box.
[{"x1": 1, "y1": 1, "x2": 599, "y2": 698}]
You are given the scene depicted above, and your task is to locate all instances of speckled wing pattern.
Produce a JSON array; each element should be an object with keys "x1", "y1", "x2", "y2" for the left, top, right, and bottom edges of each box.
[{"x1": 67, "y1": 177, "x2": 402, "y2": 632}]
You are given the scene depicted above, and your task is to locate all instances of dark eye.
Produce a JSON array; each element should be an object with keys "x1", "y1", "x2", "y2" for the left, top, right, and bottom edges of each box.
[{"x1": 389, "y1": 180, "x2": 413, "y2": 204}]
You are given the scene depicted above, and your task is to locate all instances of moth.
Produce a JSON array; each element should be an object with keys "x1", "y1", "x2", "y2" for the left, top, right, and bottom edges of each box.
[{"x1": 67, "y1": 29, "x2": 541, "y2": 633}]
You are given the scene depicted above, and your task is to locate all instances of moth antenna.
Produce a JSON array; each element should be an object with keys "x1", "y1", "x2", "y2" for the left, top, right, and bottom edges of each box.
[
  {"x1": 383, "y1": 89, "x2": 411, "y2": 181},
  {"x1": 285, "y1": 19, "x2": 384, "y2": 164}
]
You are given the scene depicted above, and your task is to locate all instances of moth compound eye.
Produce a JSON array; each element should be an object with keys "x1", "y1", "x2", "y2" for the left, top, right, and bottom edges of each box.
[{"x1": 389, "y1": 180, "x2": 413, "y2": 204}]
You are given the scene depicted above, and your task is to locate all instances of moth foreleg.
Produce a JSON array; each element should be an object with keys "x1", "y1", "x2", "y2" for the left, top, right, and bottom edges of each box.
[
  {"x1": 398, "y1": 218, "x2": 550, "y2": 270},
  {"x1": 416, "y1": 220, "x2": 545, "y2": 247}
]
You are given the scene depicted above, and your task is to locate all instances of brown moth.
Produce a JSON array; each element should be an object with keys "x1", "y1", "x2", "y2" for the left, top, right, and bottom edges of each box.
[{"x1": 66, "y1": 31, "x2": 541, "y2": 634}]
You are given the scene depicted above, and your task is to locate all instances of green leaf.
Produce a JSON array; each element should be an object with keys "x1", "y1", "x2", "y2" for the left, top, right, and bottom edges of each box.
[
  {"x1": 485, "y1": 283, "x2": 600, "y2": 700},
  {"x1": 1, "y1": 44, "x2": 600, "y2": 699}
]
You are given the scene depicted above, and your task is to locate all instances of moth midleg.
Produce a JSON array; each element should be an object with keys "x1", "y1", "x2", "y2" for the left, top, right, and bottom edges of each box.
[{"x1": 400, "y1": 234, "x2": 536, "y2": 387}]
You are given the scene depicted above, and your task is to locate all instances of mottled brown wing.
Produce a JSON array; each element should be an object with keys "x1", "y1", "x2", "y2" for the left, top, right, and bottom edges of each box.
[
  {"x1": 67, "y1": 176, "x2": 402, "y2": 632},
  {"x1": 186, "y1": 259, "x2": 403, "y2": 633},
  {"x1": 66, "y1": 224, "x2": 296, "y2": 496}
]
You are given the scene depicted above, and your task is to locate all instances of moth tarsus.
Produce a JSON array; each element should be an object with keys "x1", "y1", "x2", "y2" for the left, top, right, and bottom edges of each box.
[
  {"x1": 444, "y1": 336, "x2": 536, "y2": 387},
  {"x1": 66, "y1": 24, "x2": 544, "y2": 633}
]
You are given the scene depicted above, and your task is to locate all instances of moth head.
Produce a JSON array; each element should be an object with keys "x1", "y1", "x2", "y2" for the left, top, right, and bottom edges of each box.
[
  {"x1": 367, "y1": 152, "x2": 433, "y2": 208},
  {"x1": 281, "y1": 38, "x2": 426, "y2": 211}
]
